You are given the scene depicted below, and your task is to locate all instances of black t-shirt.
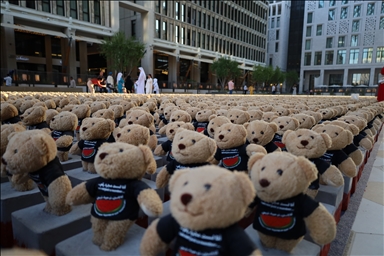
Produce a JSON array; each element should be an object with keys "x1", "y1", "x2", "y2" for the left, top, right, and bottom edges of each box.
[
  {"x1": 51, "y1": 130, "x2": 74, "y2": 151},
  {"x1": 75, "y1": 118, "x2": 83, "y2": 133},
  {"x1": 343, "y1": 143, "x2": 358, "y2": 155},
  {"x1": 28, "y1": 157, "x2": 66, "y2": 197},
  {"x1": 166, "y1": 160, "x2": 210, "y2": 175},
  {"x1": 115, "y1": 116, "x2": 124, "y2": 127},
  {"x1": 2, "y1": 115, "x2": 21, "y2": 124},
  {"x1": 193, "y1": 121, "x2": 208, "y2": 133},
  {"x1": 161, "y1": 140, "x2": 175, "y2": 162},
  {"x1": 85, "y1": 177, "x2": 150, "y2": 221},
  {"x1": 27, "y1": 121, "x2": 49, "y2": 130},
  {"x1": 353, "y1": 133, "x2": 366, "y2": 146},
  {"x1": 252, "y1": 194, "x2": 319, "y2": 240},
  {"x1": 107, "y1": 134, "x2": 115, "y2": 143},
  {"x1": 308, "y1": 158, "x2": 331, "y2": 190},
  {"x1": 78, "y1": 139, "x2": 107, "y2": 162},
  {"x1": 319, "y1": 150, "x2": 349, "y2": 166},
  {"x1": 214, "y1": 144, "x2": 248, "y2": 171},
  {"x1": 157, "y1": 214, "x2": 256, "y2": 256},
  {"x1": 272, "y1": 133, "x2": 287, "y2": 151}
]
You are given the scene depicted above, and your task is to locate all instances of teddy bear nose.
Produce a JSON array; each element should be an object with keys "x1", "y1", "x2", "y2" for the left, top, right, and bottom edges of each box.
[
  {"x1": 117, "y1": 133, "x2": 121, "y2": 138},
  {"x1": 128, "y1": 121, "x2": 133, "y2": 125},
  {"x1": 259, "y1": 179, "x2": 270, "y2": 188},
  {"x1": 170, "y1": 129, "x2": 174, "y2": 134},
  {"x1": 171, "y1": 119, "x2": 175, "y2": 122},
  {"x1": 99, "y1": 152, "x2": 108, "y2": 160},
  {"x1": 181, "y1": 193, "x2": 193, "y2": 206},
  {"x1": 20, "y1": 116, "x2": 24, "y2": 120},
  {"x1": 231, "y1": 120, "x2": 234, "y2": 123},
  {"x1": 301, "y1": 140, "x2": 309, "y2": 146},
  {"x1": 253, "y1": 138, "x2": 259, "y2": 143},
  {"x1": 82, "y1": 127, "x2": 87, "y2": 131},
  {"x1": 279, "y1": 125, "x2": 284, "y2": 129},
  {"x1": 210, "y1": 128, "x2": 214, "y2": 132},
  {"x1": 178, "y1": 144, "x2": 186, "y2": 150},
  {"x1": 219, "y1": 134, "x2": 224, "y2": 140},
  {"x1": 1, "y1": 157, "x2": 7, "y2": 165},
  {"x1": 323, "y1": 112, "x2": 326, "y2": 115}
]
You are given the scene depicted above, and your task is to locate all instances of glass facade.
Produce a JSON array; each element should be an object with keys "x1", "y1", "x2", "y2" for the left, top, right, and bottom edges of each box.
[{"x1": 287, "y1": 0, "x2": 305, "y2": 73}]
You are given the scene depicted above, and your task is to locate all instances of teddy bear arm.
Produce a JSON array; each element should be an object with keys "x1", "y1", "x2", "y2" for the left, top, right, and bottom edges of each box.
[
  {"x1": 154, "y1": 144, "x2": 166, "y2": 156},
  {"x1": 69, "y1": 142, "x2": 81, "y2": 155},
  {"x1": 41, "y1": 128, "x2": 51, "y2": 135},
  {"x1": 148, "y1": 135, "x2": 158, "y2": 151},
  {"x1": 66, "y1": 182, "x2": 94, "y2": 206},
  {"x1": 246, "y1": 144, "x2": 267, "y2": 156},
  {"x1": 359, "y1": 137, "x2": 373, "y2": 150},
  {"x1": 11, "y1": 173, "x2": 31, "y2": 184},
  {"x1": 137, "y1": 189, "x2": 163, "y2": 217},
  {"x1": 156, "y1": 166, "x2": 171, "y2": 188},
  {"x1": 338, "y1": 158, "x2": 357, "y2": 178},
  {"x1": 140, "y1": 219, "x2": 169, "y2": 256},
  {"x1": 55, "y1": 135, "x2": 74, "y2": 148},
  {"x1": 348, "y1": 149, "x2": 363, "y2": 166},
  {"x1": 321, "y1": 165, "x2": 344, "y2": 187},
  {"x1": 304, "y1": 204, "x2": 336, "y2": 245}
]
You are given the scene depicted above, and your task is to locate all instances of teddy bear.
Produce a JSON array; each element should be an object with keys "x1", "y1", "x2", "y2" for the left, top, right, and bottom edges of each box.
[
  {"x1": 45, "y1": 109, "x2": 59, "y2": 128},
  {"x1": 66, "y1": 142, "x2": 162, "y2": 251},
  {"x1": 20, "y1": 106, "x2": 50, "y2": 132},
  {"x1": 156, "y1": 129, "x2": 217, "y2": 188},
  {"x1": 154, "y1": 121, "x2": 195, "y2": 162},
  {"x1": 248, "y1": 109, "x2": 263, "y2": 122},
  {"x1": 212, "y1": 123, "x2": 267, "y2": 172},
  {"x1": 109, "y1": 105, "x2": 124, "y2": 127},
  {"x1": 338, "y1": 115, "x2": 374, "y2": 141},
  {"x1": 1, "y1": 102, "x2": 22, "y2": 125},
  {"x1": 271, "y1": 116, "x2": 300, "y2": 151},
  {"x1": 302, "y1": 110, "x2": 323, "y2": 124},
  {"x1": 275, "y1": 106, "x2": 292, "y2": 117},
  {"x1": 71, "y1": 104, "x2": 91, "y2": 141},
  {"x1": 169, "y1": 109, "x2": 192, "y2": 123},
  {"x1": 247, "y1": 152, "x2": 336, "y2": 252},
  {"x1": 90, "y1": 101, "x2": 106, "y2": 115},
  {"x1": 19, "y1": 99, "x2": 37, "y2": 114},
  {"x1": 291, "y1": 113, "x2": 317, "y2": 129},
  {"x1": 92, "y1": 109, "x2": 116, "y2": 143},
  {"x1": 185, "y1": 107, "x2": 200, "y2": 122},
  {"x1": 244, "y1": 120, "x2": 281, "y2": 153},
  {"x1": 50, "y1": 111, "x2": 78, "y2": 162},
  {"x1": 114, "y1": 124, "x2": 151, "y2": 146},
  {"x1": 141, "y1": 166, "x2": 261, "y2": 256},
  {"x1": 216, "y1": 108, "x2": 228, "y2": 117},
  {"x1": 262, "y1": 111, "x2": 279, "y2": 123},
  {"x1": 227, "y1": 109, "x2": 250, "y2": 125},
  {"x1": 193, "y1": 109, "x2": 216, "y2": 133},
  {"x1": 282, "y1": 129, "x2": 344, "y2": 198},
  {"x1": 158, "y1": 105, "x2": 178, "y2": 128},
  {"x1": 317, "y1": 108, "x2": 336, "y2": 123},
  {"x1": 2, "y1": 130, "x2": 72, "y2": 215},
  {"x1": 206, "y1": 115, "x2": 231, "y2": 138},
  {"x1": 312, "y1": 124, "x2": 357, "y2": 178},
  {"x1": 70, "y1": 117, "x2": 115, "y2": 173}
]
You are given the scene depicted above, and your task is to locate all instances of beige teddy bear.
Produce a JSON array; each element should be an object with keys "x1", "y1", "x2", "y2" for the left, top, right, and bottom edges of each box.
[
  {"x1": 291, "y1": 113, "x2": 317, "y2": 129},
  {"x1": 20, "y1": 106, "x2": 50, "y2": 132},
  {"x1": 244, "y1": 120, "x2": 281, "y2": 153},
  {"x1": 271, "y1": 116, "x2": 300, "y2": 151},
  {"x1": 2, "y1": 130, "x2": 72, "y2": 215},
  {"x1": 248, "y1": 152, "x2": 336, "y2": 252},
  {"x1": 227, "y1": 109, "x2": 250, "y2": 125},
  {"x1": 193, "y1": 109, "x2": 216, "y2": 133},
  {"x1": 206, "y1": 115, "x2": 231, "y2": 138},
  {"x1": 114, "y1": 124, "x2": 151, "y2": 146},
  {"x1": 71, "y1": 104, "x2": 91, "y2": 141},
  {"x1": 169, "y1": 109, "x2": 192, "y2": 123},
  {"x1": 66, "y1": 142, "x2": 162, "y2": 251},
  {"x1": 1, "y1": 102, "x2": 22, "y2": 125},
  {"x1": 45, "y1": 109, "x2": 59, "y2": 127},
  {"x1": 141, "y1": 166, "x2": 261, "y2": 256}
]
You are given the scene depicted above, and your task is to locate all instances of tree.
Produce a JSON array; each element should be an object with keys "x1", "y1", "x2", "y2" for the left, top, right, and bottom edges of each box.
[
  {"x1": 285, "y1": 70, "x2": 299, "y2": 92},
  {"x1": 99, "y1": 31, "x2": 146, "y2": 75},
  {"x1": 271, "y1": 66, "x2": 285, "y2": 85},
  {"x1": 211, "y1": 57, "x2": 242, "y2": 91},
  {"x1": 251, "y1": 65, "x2": 274, "y2": 92}
]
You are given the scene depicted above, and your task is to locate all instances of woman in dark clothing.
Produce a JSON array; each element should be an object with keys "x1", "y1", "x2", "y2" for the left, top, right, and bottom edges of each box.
[
  {"x1": 97, "y1": 71, "x2": 108, "y2": 93},
  {"x1": 125, "y1": 75, "x2": 134, "y2": 93}
]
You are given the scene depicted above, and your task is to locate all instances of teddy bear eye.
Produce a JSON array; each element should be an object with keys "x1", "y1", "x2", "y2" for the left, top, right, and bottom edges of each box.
[
  {"x1": 127, "y1": 129, "x2": 131, "y2": 132},
  {"x1": 183, "y1": 181, "x2": 188, "y2": 186},
  {"x1": 192, "y1": 139, "x2": 196, "y2": 144},
  {"x1": 178, "y1": 115, "x2": 180, "y2": 118},
  {"x1": 261, "y1": 167, "x2": 266, "y2": 171},
  {"x1": 236, "y1": 116, "x2": 239, "y2": 118},
  {"x1": 286, "y1": 121, "x2": 289, "y2": 124},
  {"x1": 260, "y1": 131, "x2": 264, "y2": 135},
  {"x1": 277, "y1": 169, "x2": 283, "y2": 176},
  {"x1": 251, "y1": 131, "x2": 255, "y2": 134},
  {"x1": 92, "y1": 123, "x2": 95, "y2": 125},
  {"x1": 228, "y1": 129, "x2": 231, "y2": 132},
  {"x1": 177, "y1": 125, "x2": 180, "y2": 127},
  {"x1": 119, "y1": 149, "x2": 123, "y2": 152},
  {"x1": 136, "y1": 117, "x2": 139, "y2": 120},
  {"x1": 14, "y1": 149, "x2": 18, "y2": 153},
  {"x1": 310, "y1": 136, "x2": 314, "y2": 139},
  {"x1": 335, "y1": 132, "x2": 339, "y2": 136},
  {"x1": 212, "y1": 122, "x2": 214, "y2": 125},
  {"x1": 323, "y1": 130, "x2": 326, "y2": 133},
  {"x1": 204, "y1": 184, "x2": 211, "y2": 191},
  {"x1": 298, "y1": 135, "x2": 301, "y2": 137},
  {"x1": 180, "y1": 137, "x2": 183, "y2": 139}
]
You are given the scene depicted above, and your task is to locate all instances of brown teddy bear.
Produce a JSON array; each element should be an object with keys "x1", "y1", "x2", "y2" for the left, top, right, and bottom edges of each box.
[
  {"x1": 271, "y1": 116, "x2": 300, "y2": 151},
  {"x1": 140, "y1": 166, "x2": 261, "y2": 256},
  {"x1": 50, "y1": 111, "x2": 78, "y2": 162},
  {"x1": 114, "y1": 124, "x2": 151, "y2": 146},
  {"x1": 248, "y1": 152, "x2": 336, "y2": 252},
  {"x1": 20, "y1": 106, "x2": 50, "y2": 132},
  {"x1": 154, "y1": 121, "x2": 195, "y2": 162},
  {"x1": 158, "y1": 105, "x2": 178, "y2": 128},
  {"x1": 193, "y1": 109, "x2": 216, "y2": 133},
  {"x1": 108, "y1": 105, "x2": 124, "y2": 127},
  {"x1": 262, "y1": 111, "x2": 279, "y2": 123},
  {"x1": 71, "y1": 104, "x2": 91, "y2": 141},
  {"x1": 2, "y1": 130, "x2": 72, "y2": 215},
  {"x1": 45, "y1": 109, "x2": 59, "y2": 128},
  {"x1": 90, "y1": 101, "x2": 106, "y2": 115},
  {"x1": 244, "y1": 120, "x2": 281, "y2": 153},
  {"x1": 66, "y1": 142, "x2": 162, "y2": 251},
  {"x1": 169, "y1": 109, "x2": 192, "y2": 123},
  {"x1": 212, "y1": 123, "x2": 267, "y2": 172},
  {"x1": 1, "y1": 102, "x2": 21, "y2": 124},
  {"x1": 92, "y1": 108, "x2": 115, "y2": 120},
  {"x1": 282, "y1": 129, "x2": 344, "y2": 198},
  {"x1": 227, "y1": 109, "x2": 250, "y2": 125},
  {"x1": 291, "y1": 113, "x2": 317, "y2": 129},
  {"x1": 70, "y1": 117, "x2": 115, "y2": 173},
  {"x1": 156, "y1": 129, "x2": 217, "y2": 188},
  {"x1": 206, "y1": 115, "x2": 231, "y2": 138},
  {"x1": 312, "y1": 124, "x2": 357, "y2": 178},
  {"x1": 185, "y1": 107, "x2": 200, "y2": 122}
]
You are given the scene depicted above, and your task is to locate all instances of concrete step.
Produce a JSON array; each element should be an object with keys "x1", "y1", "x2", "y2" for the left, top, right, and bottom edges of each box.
[
  {"x1": 61, "y1": 155, "x2": 82, "y2": 171},
  {"x1": 342, "y1": 175, "x2": 353, "y2": 211},
  {"x1": 157, "y1": 137, "x2": 168, "y2": 145},
  {"x1": 315, "y1": 184, "x2": 344, "y2": 222},
  {"x1": 1, "y1": 176, "x2": 9, "y2": 183},
  {"x1": 12, "y1": 203, "x2": 92, "y2": 256},
  {"x1": 66, "y1": 168, "x2": 99, "y2": 187}
]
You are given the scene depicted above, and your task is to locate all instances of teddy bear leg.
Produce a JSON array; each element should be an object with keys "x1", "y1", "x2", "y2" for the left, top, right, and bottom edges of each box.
[
  {"x1": 87, "y1": 163, "x2": 97, "y2": 174},
  {"x1": 275, "y1": 237, "x2": 303, "y2": 253},
  {"x1": 258, "y1": 232, "x2": 278, "y2": 249},
  {"x1": 14, "y1": 179, "x2": 35, "y2": 192},
  {"x1": 155, "y1": 167, "x2": 171, "y2": 188},
  {"x1": 75, "y1": 132, "x2": 80, "y2": 142},
  {"x1": 47, "y1": 176, "x2": 72, "y2": 216},
  {"x1": 148, "y1": 135, "x2": 158, "y2": 151},
  {"x1": 43, "y1": 196, "x2": 53, "y2": 213},
  {"x1": 305, "y1": 188, "x2": 318, "y2": 199},
  {"x1": 82, "y1": 161, "x2": 88, "y2": 172},
  {"x1": 91, "y1": 216, "x2": 108, "y2": 246},
  {"x1": 349, "y1": 150, "x2": 363, "y2": 166},
  {"x1": 57, "y1": 151, "x2": 68, "y2": 162},
  {"x1": 100, "y1": 219, "x2": 134, "y2": 251}
]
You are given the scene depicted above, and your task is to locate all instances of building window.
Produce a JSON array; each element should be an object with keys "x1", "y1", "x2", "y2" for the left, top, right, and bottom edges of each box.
[
  {"x1": 352, "y1": 73, "x2": 369, "y2": 86},
  {"x1": 181, "y1": 4, "x2": 185, "y2": 22},
  {"x1": 338, "y1": 36, "x2": 345, "y2": 47},
  {"x1": 175, "y1": 25, "x2": 179, "y2": 43},
  {"x1": 70, "y1": 1, "x2": 77, "y2": 19},
  {"x1": 316, "y1": 25, "x2": 322, "y2": 36},
  {"x1": 202, "y1": 13, "x2": 205, "y2": 28},
  {"x1": 56, "y1": 0, "x2": 64, "y2": 16},
  {"x1": 275, "y1": 42, "x2": 279, "y2": 52},
  {"x1": 307, "y1": 12, "x2": 313, "y2": 23},
  {"x1": 42, "y1": 0, "x2": 50, "y2": 12},
  {"x1": 353, "y1": 5, "x2": 361, "y2": 17},
  {"x1": 271, "y1": 18, "x2": 275, "y2": 28},
  {"x1": 8, "y1": 1, "x2": 18, "y2": 5},
  {"x1": 305, "y1": 39, "x2": 311, "y2": 50},
  {"x1": 367, "y1": 3, "x2": 375, "y2": 16},
  {"x1": 15, "y1": 31, "x2": 46, "y2": 57},
  {"x1": 181, "y1": 27, "x2": 185, "y2": 44},
  {"x1": 350, "y1": 35, "x2": 358, "y2": 47},
  {"x1": 175, "y1": 2, "x2": 179, "y2": 20},
  {"x1": 349, "y1": 49, "x2": 359, "y2": 64},
  {"x1": 326, "y1": 37, "x2": 333, "y2": 48},
  {"x1": 131, "y1": 20, "x2": 136, "y2": 37},
  {"x1": 155, "y1": 20, "x2": 160, "y2": 38},
  {"x1": 329, "y1": 0, "x2": 335, "y2": 7},
  {"x1": 155, "y1": 0, "x2": 160, "y2": 13},
  {"x1": 162, "y1": 21, "x2": 167, "y2": 40},
  {"x1": 82, "y1": 1, "x2": 89, "y2": 22},
  {"x1": 276, "y1": 17, "x2": 280, "y2": 28},
  {"x1": 380, "y1": 17, "x2": 384, "y2": 29},
  {"x1": 382, "y1": 2, "x2": 384, "y2": 14},
  {"x1": 352, "y1": 20, "x2": 360, "y2": 32},
  {"x1": 304, "y1": 52, "x2": 311, "y2": 66},
  {"x1": 377, "y1": 47, "x2": 384, "y2": 63},
  {"x1": 362, "y1": 48, "x2": 373, "y2": 63},
  {"x1": 94, "y1": 0, "x2": 101, "y2": 24},
  {"x1": 26, "y1": 0, "x2": 35, "y2": 9},
  {"x1": 318, "y1": 0, "x2": 324, "y2": 8},
  {"x1": 325, "y1": 51, "x2": 334, "y2": 65},
  {"x1": 328, "y1": 9, "x2": 335, "y2": 20},
  {"x1": 276, "y1": 30, "x2": 279, "y2": 40},
  {"x1": 336, "y1": 50, "x2": 346, "y2": 64},
  {"x1": 51, "y1": 37, "x2": 62, "y2": 59},
  {"x1": 197, "y1": 32, "x2": 200, "y2": 47},
  {"x1": 342, "y1": 0, "x2": 348, "y2": 4},
  {"x1": 314, "y1": 52, "x2": 322, "y2": 65},
  {"x1": 278, "y1": 4, "x2": 281, "y2": 15},
  {"x1": 306, "y1": 26, "x2": 312, "y2": 37},
  {"x1": 162, "y1": 1, "x2": 167, "y2": 15},
  {"x1": 340, "y1": 7, "x2": 348, "y2": 19}
]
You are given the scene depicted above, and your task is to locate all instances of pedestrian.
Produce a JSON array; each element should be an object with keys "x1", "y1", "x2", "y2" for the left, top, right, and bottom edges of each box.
[
  {"x1": 87, "y1": 78, "x2": 95, "y2": 94},
  {"x1": 228, "y1": 79, "x2": 234, "y2": 94},
  {"x1": 124, "y1": 75, "x2": 133, "y2": 93},
  {"x1": 243, "y1": 84, "x2": 248, "y2": 94},
  {"x1": 145, "y1": 74, "x2": 153, "y2": 94},
  {"x1": 292, "y1": 85, "x2": 297, "y2": 95},
  {"x1": 153, "y1": 78, "x2": 160, "y2": 94},
  {"x1": 249, "y1": 85, "x2": 254, "y2": 94},
  {"x1": 137, "y1": 67, "x2": 146, "y2": 94},
  {"x1": 116, "y1": 72, "x2": 124, "y2": 93},
  {"x1": 97, "y1": 71, "x2": 107, "y2": 93},
  {"x1": 106, "y1": 72, "x2": 114, "y2": 93},
  {"x1": 69, "y1": 76, "x2": 76, "y2": 88},
  {"x1": 133, "y1": 79, "x2": 138, "y2": 93},
  {"x1": 272, "y1": 84, "x2": 276, "y2": 94},
  {"x1": 3, "y1": 73, "x2": 12, "y2": 86}
]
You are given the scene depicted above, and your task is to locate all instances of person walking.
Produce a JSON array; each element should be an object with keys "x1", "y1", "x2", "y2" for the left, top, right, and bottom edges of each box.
[
  {"x1": 106, "y1": 72, "x2": 114, "y2": 93},
  {"x1": 292, "y1": 85, "x2": 297, "y2": 95},
  {"x1": 228, "y1": 79, "x2": 234, "y2": 94},
  {"x1": 249, "y1": 85, "x2": 254, "y2": 95},
  {"x1": 125, "y1": 75, "x2": 133, "y2": 93},
  {"x1": 153, "y1": 78, "x2": 160, "y2": 94},
  {"x1": 145, "y1": 74, "x2": 153, "y2": 94},
  {"x1": 243, "y1": 84, "x2": 248, "y2": 94},
  {"x1": 136, "y1": 67, "x2": 146, "y2": 94},
  {"x1": 69, "y1": 76, "x2": 76, "y2": 88},
  {"x1": 97, "y1": 71, "x2": 107, "y2": 93},
  {"x1": 272, "y1": 84, "x2": 276, "y2": 94},
  {"x1": 3, "y1": 73, "x2": 12, "y2": 86},
  {"x1": 87, "y1": 78, "x2": 95, "y2": 94},
  {"x1": 133, "y1": 79, "x2": 138, "y2": 93}
]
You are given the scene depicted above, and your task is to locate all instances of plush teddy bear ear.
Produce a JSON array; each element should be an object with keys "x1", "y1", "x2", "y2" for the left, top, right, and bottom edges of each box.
[
  {"x1": 322, "y1": 121, "x2": 331, "y2": 125},
  {"x1": 320, "y1": 133, "x2": 332, "y2": 148},
  {"x1": 243, "y1": 112, "x2": 250, "y2": 121},
  {"x1": 308, "y1": 116, "x2": 316, "y2": 126},
  {"x1": 282, "y1": 130, "x2": 294, "y2": 144},
  {"x1": 7, "y1": 131, "x2": 18, "y2": 142},
  {"x1": 312, "y1": 124, "x2": 324, "y2": 131},
  {"x1": 233, "y1": 171, "x2": 256, "y2": 206},
  {"x1": 168, "y1": 169, "x2": 188, "y2": 193},
  {"x1": 348, "y1": 124, "x2": 359, "y2": 135},
  {"x1": 146, "y1": 113, "x2": 154, "y2": 124},
  {"x1": 344, "y1": 130, "x2": 353, "y2": 144},
  {"x1": 207, "y1": 137, "x2": 217, "y2": 156},
  {"x1": 209, "y1": 114, "x2": 217, "y2": 121},
  {"x1": 183, "y1": 123, "x2": 195, "y2": 131},
  {"x1": 138, "y1": 145, "x2": 157, "y2": 173},
  {"x1": 243, "y1": 122, "x2": 249, "y2": 129},
  {"x1": 126, "y1": 110, "x2": 133, "y2": 116},
  {"x1": 291, "y1": 117, "x2": 300, "y2": 129},
  {"x1": 30, "y1": 133, "x2": 51, "y2": 156},
  {"x1": 296, "y1": 156, "x2": 317, "y2": 183},
  {"x1": 158, "y1": 125, "x2": 167, "y2": 135},
  {"x1": 107, "y1": 119, "x2": 115, "y2": 132},
  {"x1": 185, "y1": 113, "x2": 192, "y2": 123},
  {"x1": 237, "y1": 124, "x2": 247, "y2": 137},
  {"x1": 269, "y1": 122, "x2": 278, "y2": 133},
  {"x1": 248, "y1": 153, "x2": 265, "y2": 171}
]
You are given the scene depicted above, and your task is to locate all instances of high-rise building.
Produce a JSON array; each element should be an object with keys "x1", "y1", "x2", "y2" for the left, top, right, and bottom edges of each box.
[
  {"x1": 287, "y1": 0, "x2": 305, "y2": 75},
  {"x1": 299, "y1": 0, "x2": 384, "y2": 93}
]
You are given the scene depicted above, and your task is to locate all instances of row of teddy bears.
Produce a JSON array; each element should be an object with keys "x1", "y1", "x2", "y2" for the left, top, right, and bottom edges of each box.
[{"x1": 0, "y1": 92, "x2": 383, "y2": 254}]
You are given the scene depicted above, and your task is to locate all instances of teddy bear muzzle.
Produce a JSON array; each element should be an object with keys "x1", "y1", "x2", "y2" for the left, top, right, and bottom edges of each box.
[
  {"x1": 181, "y1": 193, "x2": 193, "y2": 205},
  {"x1": 301, "y1": 140, "x2": 309, "y2": 146},
  {"x1": 253, "y1": 138, "x2": 259, "y2": 143},
  {"x1": 279, "y1": 125, "x2": 284, "y2": 129},
  {"x1": 259, "y1": 179, "x2": 270, "y2": 188},
  {"x1": 178, "y1": 144, "x2": 186, "y2": 150}
]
